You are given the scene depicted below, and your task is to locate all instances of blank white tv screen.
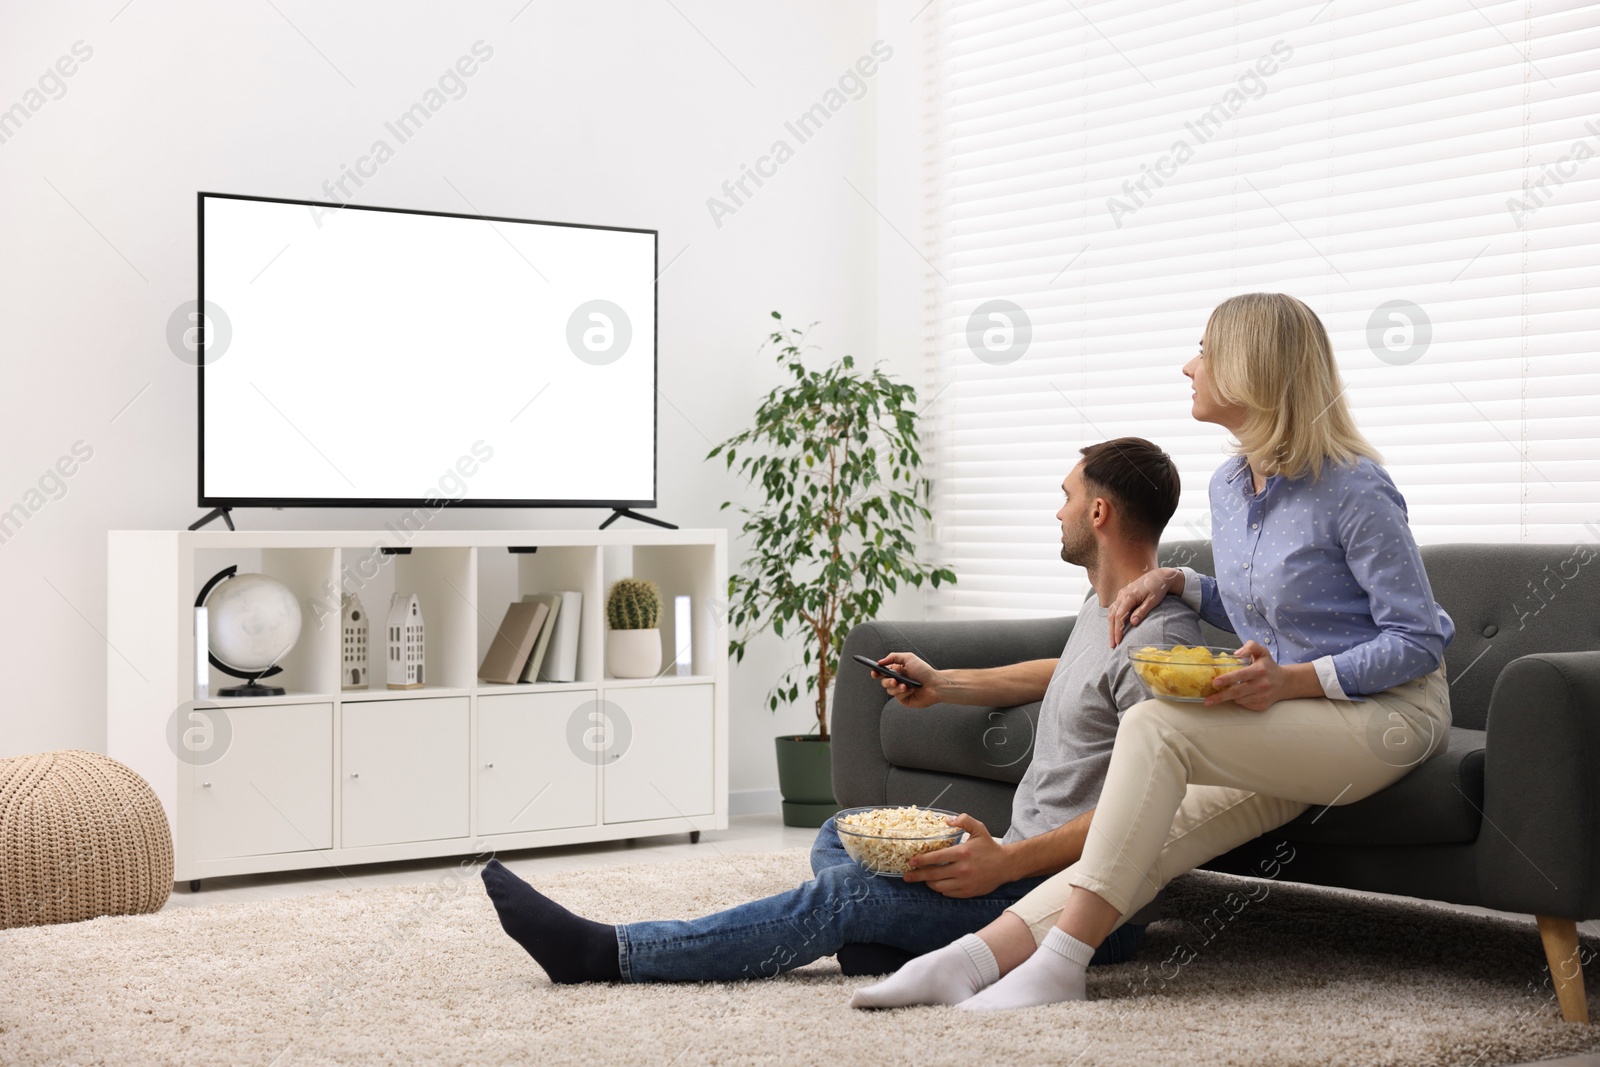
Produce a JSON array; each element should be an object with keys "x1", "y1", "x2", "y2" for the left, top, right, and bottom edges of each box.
[{"x1": 200, "y1": 193, "x2": 656, "y2": 506}]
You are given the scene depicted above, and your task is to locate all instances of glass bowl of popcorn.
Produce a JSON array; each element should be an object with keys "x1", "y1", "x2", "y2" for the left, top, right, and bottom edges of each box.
[
  {"x1": 833, "y1": 805, "x2": 967, "y2": 877},
  {"x1": 1129, "y1": 644, "x2": 1250, "y2": 702}
]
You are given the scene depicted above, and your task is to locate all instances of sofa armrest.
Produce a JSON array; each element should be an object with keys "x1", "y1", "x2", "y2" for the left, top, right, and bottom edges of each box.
[
  {"x1": 1477, "y1": 651, "x2": 1600, "y2": 919},
  {"x1": 833, "y1": 616, "x2": 1075, "y2": 808}
]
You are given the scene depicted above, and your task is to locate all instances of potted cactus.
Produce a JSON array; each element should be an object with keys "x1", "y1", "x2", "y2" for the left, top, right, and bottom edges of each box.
[
  {"x1": 606, "y1": 577, "x2": 663, "y2": 679},
  {"x1": 709, "y1": 312, "x2": 954, "y2": 826}
]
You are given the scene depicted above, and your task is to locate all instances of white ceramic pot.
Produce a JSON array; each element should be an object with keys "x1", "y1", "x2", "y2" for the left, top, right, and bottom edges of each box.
[{"x1": 607, "y1": 628, "x2": 662, "y2": 679}]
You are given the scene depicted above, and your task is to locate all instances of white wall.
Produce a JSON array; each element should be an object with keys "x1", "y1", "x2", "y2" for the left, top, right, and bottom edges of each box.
[{"x1": 0, "y1": 1, "x2": 932, "y2": 800}]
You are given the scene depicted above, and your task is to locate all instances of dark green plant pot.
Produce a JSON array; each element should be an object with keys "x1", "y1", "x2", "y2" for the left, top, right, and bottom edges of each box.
[{"x1": 774, "y1": 735, "x2": 839, "y2": 828}]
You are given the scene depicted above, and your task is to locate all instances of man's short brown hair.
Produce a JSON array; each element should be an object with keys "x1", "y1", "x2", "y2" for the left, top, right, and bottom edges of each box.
[{"x1": 1077, "y1": 437, "x2": 1181, "y2": 543}]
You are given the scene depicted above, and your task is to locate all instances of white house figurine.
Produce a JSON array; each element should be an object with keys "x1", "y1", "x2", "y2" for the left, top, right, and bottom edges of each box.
[
  {"x1": 341, "y1": 594, "x2": 369, "y2": 690},
  {"x1": 386, "y1": 592, "x2": 425, "y2": 689}
]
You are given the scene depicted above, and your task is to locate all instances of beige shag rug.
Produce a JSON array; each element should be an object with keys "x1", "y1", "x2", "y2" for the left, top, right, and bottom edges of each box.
[{"x1": 1, "y1": 847, "x2": 1598, "y2": 1066}]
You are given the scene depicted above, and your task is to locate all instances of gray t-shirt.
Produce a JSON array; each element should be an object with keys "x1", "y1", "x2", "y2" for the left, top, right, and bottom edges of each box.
[{"x1": 1002, "y1": 593, "x2": 1203, "y2": 846}]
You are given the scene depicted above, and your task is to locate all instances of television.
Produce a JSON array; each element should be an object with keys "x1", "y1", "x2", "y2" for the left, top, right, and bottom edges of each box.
[{"x1": 197, "y1": 192, "x2": 657, "y2": 515}]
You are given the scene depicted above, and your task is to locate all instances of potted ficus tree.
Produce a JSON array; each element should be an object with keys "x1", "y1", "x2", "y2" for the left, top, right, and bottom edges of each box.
[{"x1": 709, "y1": 312, "x2": 954, "y2": 827}]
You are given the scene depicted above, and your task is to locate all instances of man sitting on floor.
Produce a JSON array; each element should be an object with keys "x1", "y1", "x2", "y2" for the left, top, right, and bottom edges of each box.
[{"x1": 480, "y1": 437, "x2": 1202, "y2": 992}]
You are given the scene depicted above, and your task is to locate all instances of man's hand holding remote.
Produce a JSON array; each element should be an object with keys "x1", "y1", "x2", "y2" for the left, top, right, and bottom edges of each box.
[
  {"x1": 869, "y1": 652, "x2": 945, "y2": 708},
  {"x1": 868, "y1": 652, "x2": 1060, "y2": 712}
]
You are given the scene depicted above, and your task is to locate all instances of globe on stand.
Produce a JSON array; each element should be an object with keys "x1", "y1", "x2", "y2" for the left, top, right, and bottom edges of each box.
[{"x1": 196, "y1": 567, "x2": 304, "y2": 697}]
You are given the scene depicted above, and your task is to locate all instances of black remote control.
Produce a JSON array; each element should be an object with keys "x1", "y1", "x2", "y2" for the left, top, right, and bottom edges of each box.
[{"x1": 852, "y1": 653, "x2": 924, "y2": 688}]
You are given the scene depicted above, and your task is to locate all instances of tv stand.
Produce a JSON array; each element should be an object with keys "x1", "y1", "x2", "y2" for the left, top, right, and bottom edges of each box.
[
  {"x1": 107, "y1": 527, "x2": 728, "y2": 885},
  {"x1": 188, "y1": 507, "x2": 234, "y2": 531},
  {"x1": 600, "y1": 508, "x2": 677, "y2": 531}
]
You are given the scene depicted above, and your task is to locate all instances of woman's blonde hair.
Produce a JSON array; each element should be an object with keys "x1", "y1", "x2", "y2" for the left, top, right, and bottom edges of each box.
[{"x1": 1201, "y1": 292, "x2": 1381, "y2": 480}]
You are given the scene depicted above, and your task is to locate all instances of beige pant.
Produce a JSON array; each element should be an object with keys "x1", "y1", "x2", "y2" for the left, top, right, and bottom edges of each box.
[{"x1": 1007, "y1": 664, "x2": 1451, "y2": 943}]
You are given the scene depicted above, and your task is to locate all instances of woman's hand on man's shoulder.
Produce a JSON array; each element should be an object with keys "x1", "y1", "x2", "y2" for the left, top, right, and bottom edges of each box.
[{"x1": 1108, "y1": 567, "x2": 1185, "y2": 648}]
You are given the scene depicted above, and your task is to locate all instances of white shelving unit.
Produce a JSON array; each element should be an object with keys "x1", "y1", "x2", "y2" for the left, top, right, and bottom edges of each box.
[{"x1": 107, "y1": 528, "x2": 728, "y2": 887}]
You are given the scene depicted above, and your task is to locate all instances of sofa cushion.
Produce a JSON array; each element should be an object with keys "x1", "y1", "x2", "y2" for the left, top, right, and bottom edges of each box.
[
  {"x1": 880, "y1": 700, "x2": 1040, "y2": 787},
  {"x1": 1418, "y1": 543, "x2": 1600, "y2": 732},
  {"x1": 1276, "y1": 727, "x2": 1486, "y2": 845},
  {"x1": 884, "y1": 767, "x2": 1020, "y2": 837}
]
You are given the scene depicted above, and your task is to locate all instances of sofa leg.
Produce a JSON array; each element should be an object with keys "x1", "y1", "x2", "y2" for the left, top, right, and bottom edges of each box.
[{"x1": 1536, "y1": 915, "x2": 1589, "y2": 1023}]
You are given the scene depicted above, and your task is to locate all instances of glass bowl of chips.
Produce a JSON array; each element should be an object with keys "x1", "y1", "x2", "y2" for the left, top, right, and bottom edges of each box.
[
  {"x1": 833, "y1": 805, "x2": 966, "y2": 876},
  {"x1": 1128, "y1": 644, "x2": 1250, "y2": 702}
]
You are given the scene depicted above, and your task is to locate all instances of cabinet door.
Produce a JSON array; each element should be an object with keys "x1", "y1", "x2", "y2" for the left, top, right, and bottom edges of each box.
[
  {"x1": 342, "y1": 697, "x2": 469, "y2": 848},
  {"x1": 478, "y1": 692, "x2": 598, "y2": 836},
  {"x1": 603, "y1": 684, "x2": 713, "y2": 824},
  {"x1": 191, "y1": 703, "x2": 333, "y2": 861}
]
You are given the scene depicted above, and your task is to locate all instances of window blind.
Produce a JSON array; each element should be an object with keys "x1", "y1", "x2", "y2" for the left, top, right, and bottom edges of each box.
[{"x1": 921, "y1": 0, "x2": 1600, "y2": 619}]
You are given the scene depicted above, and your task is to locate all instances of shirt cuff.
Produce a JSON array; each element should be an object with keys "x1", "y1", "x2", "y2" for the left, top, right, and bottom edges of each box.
[
  {"x1": 1174, "y1": 567, "x2": 1204, "y2": 613},
  {"x1": 1313, "y1": 655, "x2": 1358, "y2": 701}
]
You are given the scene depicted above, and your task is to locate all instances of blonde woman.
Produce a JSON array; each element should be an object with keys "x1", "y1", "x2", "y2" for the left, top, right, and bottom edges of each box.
[{"x1": 852, "y1": 292, "x2": 1454, "y2": 1011}]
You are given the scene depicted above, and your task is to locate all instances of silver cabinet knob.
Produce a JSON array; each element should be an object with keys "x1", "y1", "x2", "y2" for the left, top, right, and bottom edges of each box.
[
  {"x1": 484, "y1": 763, "x2": 494, "y2": 769},
  {"x1": 202, "y1": 781, "x2": 211, "y2": 788},
  {"x1": 350, "y1": 772, "x2": 360, "y2": 779}
]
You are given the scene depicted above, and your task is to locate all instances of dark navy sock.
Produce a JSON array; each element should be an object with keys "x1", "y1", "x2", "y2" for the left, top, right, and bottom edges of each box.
[
  {"x1": 837, "y1": 942, "x2": 917, "y2": 977},
  {"x1": 480, "y1": 858, "x2": 621, "y2": 983}
]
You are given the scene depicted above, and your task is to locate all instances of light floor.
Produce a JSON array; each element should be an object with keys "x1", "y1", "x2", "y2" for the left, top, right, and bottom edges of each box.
[{"x1": 161, "y1": 813, "x2": 1598, "y2": 1066}]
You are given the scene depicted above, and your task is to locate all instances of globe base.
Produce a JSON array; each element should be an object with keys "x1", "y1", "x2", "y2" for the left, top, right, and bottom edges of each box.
[{"x1": 217, "y1": 682, "x2": 287, "y2": 698}]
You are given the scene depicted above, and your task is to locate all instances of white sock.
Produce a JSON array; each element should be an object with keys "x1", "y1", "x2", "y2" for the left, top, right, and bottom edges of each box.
[
  {"x1": 956, "y1": 927, "x2": 1093, "y2": 1012},
  {"x1": 848, "y1": 934, "x2": 999, "y2": 1009}
]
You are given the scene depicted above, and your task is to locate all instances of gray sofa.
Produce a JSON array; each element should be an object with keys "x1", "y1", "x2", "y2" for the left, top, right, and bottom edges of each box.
[{"x1": 835, "y1": 539, "x2": 1600, "y2": 1023}]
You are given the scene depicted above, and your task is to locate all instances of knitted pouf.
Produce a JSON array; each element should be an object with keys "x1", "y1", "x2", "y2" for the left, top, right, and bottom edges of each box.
[{"x1": 0, "y1": 750, "x2": 173, "y2": 928}]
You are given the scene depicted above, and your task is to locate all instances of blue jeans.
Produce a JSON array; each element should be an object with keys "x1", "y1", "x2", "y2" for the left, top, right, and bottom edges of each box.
[{"x1": 616, "y1": 817, "x2": 1146, "y2": 982}]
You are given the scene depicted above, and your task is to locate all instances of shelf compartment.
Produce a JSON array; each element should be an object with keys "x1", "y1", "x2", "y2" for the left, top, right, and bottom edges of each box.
[
  {"x1": 332, "y1": 545, "x2": 477, "y2": 693},
  {"x1": 602, "y1": 683, "x2": 713, "y2": 824},
  {"x1": 477, "y1": 690, "x2": 599, "y2": 835},
  {"x1": 188, "y1": 702, "x2": 333, "y2": 861},
  {"x1": 192, "y1": 546, "x2": 339, "y2": 699},
  {"x1": 608, "y1": 543, "x2": 721, "y2": 679},
  {"x1": 475, "y1": 545, "x2": 601, "y2": 685},
  {"x1": 341, "y1": 696, "x2": 469, "y2": 848}
]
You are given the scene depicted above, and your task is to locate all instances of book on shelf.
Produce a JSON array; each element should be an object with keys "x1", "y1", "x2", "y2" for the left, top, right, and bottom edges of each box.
[
  {"x1": 478, "y1": 600, "x2": 549, "y2": 684},
  {"x1": 534, "y1": 590, "x2": 582, "y2": 683},
  {"x1": 516, "y1": 593, "x2": 563, "y2": 683}
]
